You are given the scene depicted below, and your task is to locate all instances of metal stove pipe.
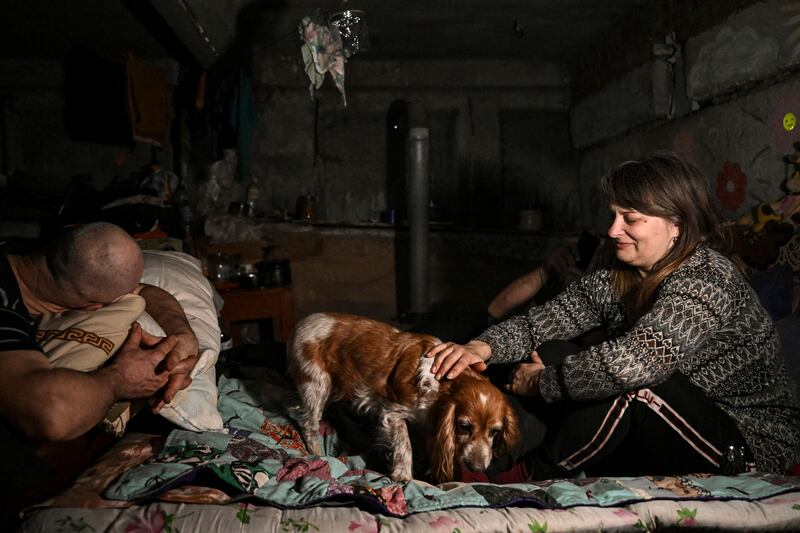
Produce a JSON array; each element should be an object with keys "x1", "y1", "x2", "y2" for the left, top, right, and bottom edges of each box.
[{"x1": 407, "y1": 126, "x2": 430, "y2": 315}]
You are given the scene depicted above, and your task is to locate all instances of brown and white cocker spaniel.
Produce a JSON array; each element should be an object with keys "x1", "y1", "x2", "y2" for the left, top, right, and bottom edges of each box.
[{"x1": 287, "y1": 312, "x2": 519, "y2": 483}]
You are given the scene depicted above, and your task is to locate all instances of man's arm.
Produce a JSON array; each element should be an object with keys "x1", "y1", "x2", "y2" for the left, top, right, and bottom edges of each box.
[
  {"x1": 138, "y1": 283, "x2": 197, "y2": 354},
  {"x1": 488, "y1": 245, "x2": 581, "y2": 321},
  {"x1": 0, "y1": 324, "x2": 176, "y2": 442},
  {"x1": 488, "y1": 266, "x2": 550, "y2": 320},
  {"x1": 137, "y1": 283, "x2": 199, "y2": 409}
]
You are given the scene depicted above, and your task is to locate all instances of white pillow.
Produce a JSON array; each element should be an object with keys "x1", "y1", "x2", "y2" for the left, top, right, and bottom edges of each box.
[
  {"x1": 140, "y1": 250, "x2": 224, "y2": 432},
  {"x1": 38, "y1": 294, "x2": 145, "y2": 372}
]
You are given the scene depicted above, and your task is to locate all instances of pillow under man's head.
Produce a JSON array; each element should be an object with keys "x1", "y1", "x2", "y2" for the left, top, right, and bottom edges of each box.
[{"x1": 37, "y1": 293, "x2": 145, "y2": 372}]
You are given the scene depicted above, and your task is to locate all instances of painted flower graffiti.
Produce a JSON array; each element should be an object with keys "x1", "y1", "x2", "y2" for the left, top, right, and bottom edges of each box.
[{"x1": 715, "y1": 162, "x2": 748, "y2": 211}]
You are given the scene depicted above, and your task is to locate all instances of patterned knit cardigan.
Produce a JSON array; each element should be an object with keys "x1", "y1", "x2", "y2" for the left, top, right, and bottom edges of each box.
[{"x1": 477, "y1": 245, "x2": 800, "y2": 473}]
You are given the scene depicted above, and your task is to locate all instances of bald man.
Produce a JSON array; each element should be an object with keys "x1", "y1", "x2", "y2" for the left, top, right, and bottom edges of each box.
[
  {"x1": 24, "y1": 222, "x2": 146, "y2": 311},
  {"x1": 0, "y1": 223, "x2": 198, "y2": 490}
]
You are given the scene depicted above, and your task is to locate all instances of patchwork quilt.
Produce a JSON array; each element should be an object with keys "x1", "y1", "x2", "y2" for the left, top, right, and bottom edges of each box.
[
  {"x1": 21, "y1": 371, "x2": 800, "y2": 532},
  {"x1": 103, "y1": 374, "x2": 800, "y2": 516}
]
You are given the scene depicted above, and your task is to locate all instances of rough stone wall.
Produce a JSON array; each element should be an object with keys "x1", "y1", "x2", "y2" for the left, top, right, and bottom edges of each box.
[
  {"x1": 571, "y1": 0, "x2": 800, "y2": 232},
  {"x1": 246, "y1": 57, "x2": 579, "y2": 231}
]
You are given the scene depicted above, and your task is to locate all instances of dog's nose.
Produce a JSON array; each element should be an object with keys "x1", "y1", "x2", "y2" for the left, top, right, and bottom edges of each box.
[
  {"x1": 462, "y1": 460, "x2": 484, "y2": 473},
  {"x1": 463, "y1": 453, "x2": 492, "y2": 473}
]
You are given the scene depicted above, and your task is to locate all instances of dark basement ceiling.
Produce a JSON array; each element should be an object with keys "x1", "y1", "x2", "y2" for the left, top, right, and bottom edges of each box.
[
  {"x1": 0, "y1": 0, "x2": 655, "y2": 64},
  {"x1": 254, "y1": 0, "x2": 652, "y2": 62},
  {"x1": 0, "y1": 0, "x2": 764, "y2": 78}
]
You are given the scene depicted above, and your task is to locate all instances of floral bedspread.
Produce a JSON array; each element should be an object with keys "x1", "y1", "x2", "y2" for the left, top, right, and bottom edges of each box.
[
  {"x1": 19, "y1": 372, "x2": 800, "y2": 532},
  {"x1": 95, "y1": 375, "x2": 800, "y2": 518},
  {"x1": 18, "y1": 494, "x2": 800, "y2": 533}
]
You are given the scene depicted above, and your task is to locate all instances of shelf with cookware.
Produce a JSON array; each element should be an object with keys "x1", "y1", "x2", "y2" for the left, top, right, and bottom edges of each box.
[{"x1": 202, "y1": 215, "x2": 580, "y2": 328}]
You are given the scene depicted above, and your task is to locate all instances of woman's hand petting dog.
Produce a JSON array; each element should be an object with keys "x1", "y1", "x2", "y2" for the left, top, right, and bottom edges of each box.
[{"x1": 427, "y1": 340, "x2": 490, "y2": 381}]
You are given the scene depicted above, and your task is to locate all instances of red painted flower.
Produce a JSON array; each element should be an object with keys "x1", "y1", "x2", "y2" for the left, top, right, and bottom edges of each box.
[{"x1": 715, "y1": 162, "x2": 748, "y2": 211}]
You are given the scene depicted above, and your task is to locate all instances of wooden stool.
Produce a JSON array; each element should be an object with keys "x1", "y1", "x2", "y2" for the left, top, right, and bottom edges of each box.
[{"x1": 219, "y1": 286, "x2": 294, "y2": 346}]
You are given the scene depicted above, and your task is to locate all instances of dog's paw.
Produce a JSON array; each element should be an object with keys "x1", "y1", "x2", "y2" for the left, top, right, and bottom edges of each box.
[
  {"x1": 307, "y1": 440, "x2": 324, "y2": 456},
  {"x1": 391, "y1": 465, "x2": 413, "y2": 483},
  {"x1": 299, "y1": 430, "x2": 324, "y2": 456}
]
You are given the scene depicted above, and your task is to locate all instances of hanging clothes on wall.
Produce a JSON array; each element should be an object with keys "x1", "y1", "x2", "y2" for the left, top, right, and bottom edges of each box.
[
  {"x1": 64, "y1": 51, "x2": 133, "y2": 146},
  {"x1": 125, "y1": 53, "x2": 173, "y2": 147},
  {"x1": 205, "y1": 65, "x2": 258, "y2": 181},
  {"x1": 299, "y1": 10, "x2": 346, "y2": 106}
]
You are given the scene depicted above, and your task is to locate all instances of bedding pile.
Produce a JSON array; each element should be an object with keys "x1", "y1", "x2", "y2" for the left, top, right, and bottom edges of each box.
[{"x1": 21, "y1": 370, "x2": 800, "y2": 532}]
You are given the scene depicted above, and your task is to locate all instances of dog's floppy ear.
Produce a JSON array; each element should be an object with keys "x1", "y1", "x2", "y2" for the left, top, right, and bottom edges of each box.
[
  {"x1": 493, "y1": 401, "x2": 520, "y2": 459},
  {"x1": 429, "y1": 400, "x2": 456, "y2": 483}
]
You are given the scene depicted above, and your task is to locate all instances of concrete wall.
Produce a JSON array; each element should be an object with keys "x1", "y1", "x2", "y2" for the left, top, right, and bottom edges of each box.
[
  {"x1": 242, "y1": 55, "x2": 580, "y2": 231},
  {"x1": 570, "y1": 0, "x2": 800, "y2": 232}
]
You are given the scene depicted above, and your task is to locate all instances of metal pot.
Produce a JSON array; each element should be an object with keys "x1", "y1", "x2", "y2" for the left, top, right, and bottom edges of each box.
[{"x1": 255, "y1": 260, "x2": 292, "y2": 287}]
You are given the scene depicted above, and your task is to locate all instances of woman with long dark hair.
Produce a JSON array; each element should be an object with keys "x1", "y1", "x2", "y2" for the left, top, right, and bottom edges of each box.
[{"x1": 428, "y1": 152, "x2": 800, "y2": 478}]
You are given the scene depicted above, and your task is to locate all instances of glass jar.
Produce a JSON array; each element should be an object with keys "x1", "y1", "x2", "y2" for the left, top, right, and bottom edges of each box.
[{"x1": 207, "y1": 253, "x2": 234, "y2": 281}]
